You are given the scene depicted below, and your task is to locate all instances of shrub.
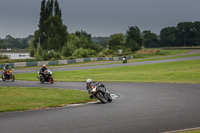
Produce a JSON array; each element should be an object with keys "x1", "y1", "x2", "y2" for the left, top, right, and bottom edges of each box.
[
  {"x1": 72, "y1": 48, "x2": 97, "y2": 58},
  {"x1": 102, "y1": 49, "x2": 116, "y2": 55},
  {"x1": 0, "y1": 54, "x2": 9, "y2": 59},
  {"x1": 35, "y1": 46, "x2": 61, "y2": 61}
]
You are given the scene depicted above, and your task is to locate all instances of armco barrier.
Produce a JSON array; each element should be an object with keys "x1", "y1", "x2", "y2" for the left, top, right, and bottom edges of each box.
[
  {"x1": 0, "y1": 56, "x2": 133, "y2": 68},
  {"x1": 26, "y1": 62, "x2": 38, "y2": 67},
  {"x1": 38, "y1": 61, "x2": 48, "y2": 66},
  {"x1": 14, "y1": 62, "x2": 26, "y2": 67},
  {"x1": 83, "y1": 58, "x2": 91, "y2": 62},
  {"x1": 97, "y1": 57, "x2": 105, "y2": 61},
  {"x1": 67, "y1": 59, "x2": 76, "y2": 64},
  {"x1": 48, "y1": 61, "x2": 58, "y2": 65}
]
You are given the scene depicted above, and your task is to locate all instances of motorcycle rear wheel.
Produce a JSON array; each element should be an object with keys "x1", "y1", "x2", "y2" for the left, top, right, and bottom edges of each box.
[{"x1": 40, "y1": 76, "x2": 44, "y2": 83}]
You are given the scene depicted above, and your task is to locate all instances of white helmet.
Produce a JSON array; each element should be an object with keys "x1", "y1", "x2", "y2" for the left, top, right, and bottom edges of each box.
[{"x1": 86, "y1": 78, "x2": 92, "y2": 84}]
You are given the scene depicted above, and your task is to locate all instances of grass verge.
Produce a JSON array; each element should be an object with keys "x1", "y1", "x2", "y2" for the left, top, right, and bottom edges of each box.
[
  {"x1": 15, "y1": 59, "x2": 200, "y2": 84},
  {"x1": 132, "y1": 49, "x2": 190, "y2": 59},
  {"x1": 176, "y1": 129, "x2": 200, "y2": 133},
  {"x1": 0, "y1": 86, "x2": 95, "y2": 112},
  {"x1": 128, "y1": 52, "x2": 200, "y2": 63}
]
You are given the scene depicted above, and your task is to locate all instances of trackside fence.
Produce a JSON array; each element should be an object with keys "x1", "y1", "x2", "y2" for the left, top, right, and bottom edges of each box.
[{"x1": 0, "y1": 56, "x2": 133, "y2": 68}]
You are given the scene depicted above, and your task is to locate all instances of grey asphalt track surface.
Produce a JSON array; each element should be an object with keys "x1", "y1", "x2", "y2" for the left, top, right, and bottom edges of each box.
[{"x1": 0, "y1": 56, "x2": 200, "y2": 133}]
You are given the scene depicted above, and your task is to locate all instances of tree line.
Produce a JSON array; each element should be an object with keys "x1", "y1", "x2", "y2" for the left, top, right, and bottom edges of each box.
[
  {"x1": 29, "y1": 0, "x2": 200, "y2": 61},
  {"x1": 160, "y1": 21, "x2": 200, "y2": 47},
  {"x1": 108, "y1": 21, "x2": 200, "y2": 51},
  {"x1": 1, "y1": 0, "x2": 199, "y2": 61},
  {"x1": 0, "y1": 35, "x2": 32, "y2": 49}
]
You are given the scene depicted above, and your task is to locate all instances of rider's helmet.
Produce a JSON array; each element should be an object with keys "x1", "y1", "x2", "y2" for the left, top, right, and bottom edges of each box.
[
  {"x1": 86, "y1": 78, "x2": 92, "y2": 84},
  {"x1": 43, "y1": 64, "x2": 46, "y2": 68},
  {"x1": 5, "y1": 63, "x2": 9, "y2": 69}
]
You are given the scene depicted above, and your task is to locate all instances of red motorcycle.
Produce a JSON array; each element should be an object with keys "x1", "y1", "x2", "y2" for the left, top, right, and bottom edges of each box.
[
  {"x1": 2, "y1": 70, "x2": 15, "y2": 82},
  {"x1": 37, "y1": 69, "x2": 53, "y2": 84}
]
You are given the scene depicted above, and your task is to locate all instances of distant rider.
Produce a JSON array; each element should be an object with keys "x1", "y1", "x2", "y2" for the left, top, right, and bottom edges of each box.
[
  {"x1": 2, "y1": 63, "x2": 13, "y2": 78},
  {"x1": 123, "y1": 55, "x2": 127, "y2": 64},
  {"x1": 86, "y1": 78, "x2": 105, "y2": 99},
  {"x1": 39, "y1": 64, "x2": 47, "y2": 78}
]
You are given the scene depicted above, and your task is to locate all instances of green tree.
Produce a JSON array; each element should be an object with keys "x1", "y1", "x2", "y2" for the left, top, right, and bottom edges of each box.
[
  {"x1": 125, "y1": 26, "x2": 143, "y2": 51},
  {"x1": 160, "y1": 27, "x2": 177, "y2": 47},
  {"x1": 108, "y1": 33, "x2": 125, "y2": 50},
  {"x1": 37, "y1": 0, "x2": 47, "y2": 49},
  {"x1": 31, "y1": 0, "x2": 68, "y2": 57},
  {"x1": 46, "y1": 15, "x2": 68, "y2": 51},
  {"x1": 160, "y1": 21, "x2": 200, "y2": 47},
  {"x1": 54, "y1": 0, "x2": 61, "y2": 17},
  {"x1": 193, "y1": 21, "x2": 200, "y2": 46},
  {"x1": 176, "y1": 22, "x2": 193, "y2": 46},
  {"x1": 142, "y1": 30, "x2": 159, "y2": 48}
]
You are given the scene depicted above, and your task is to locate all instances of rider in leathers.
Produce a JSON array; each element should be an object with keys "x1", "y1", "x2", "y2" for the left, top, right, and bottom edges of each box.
[
  {"x1": 2, "y1": 63, "x2": 13, "y2": 78},
  {"x1": 86, "y1": 78, "x2": 105, "y2": 99},
  {"x1": 39, "y1": 64, "x2": 47, "y2": 78}
]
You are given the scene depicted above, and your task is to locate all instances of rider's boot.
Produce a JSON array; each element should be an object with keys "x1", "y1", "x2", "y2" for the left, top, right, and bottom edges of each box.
[
  {"x1": 90, "y1": 94, "x2": 95, "y2": 99},
  {"x1": 3, "y1": 74, "x2": 5, "y2": 78}
]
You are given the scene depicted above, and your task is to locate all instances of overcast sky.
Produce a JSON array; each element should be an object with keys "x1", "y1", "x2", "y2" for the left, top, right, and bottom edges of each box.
[{"x1": 0, "y1": 0, "x2": 200, "y2": 38}]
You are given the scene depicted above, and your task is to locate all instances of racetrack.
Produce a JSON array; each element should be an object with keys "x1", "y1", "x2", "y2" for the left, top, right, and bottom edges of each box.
[{"x1": 0, "y1": 56, "x2": 200, "y2": 133}]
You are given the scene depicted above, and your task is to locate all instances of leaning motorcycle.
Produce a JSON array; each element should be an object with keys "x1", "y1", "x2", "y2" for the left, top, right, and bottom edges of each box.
[
  {"x1": 89, "y1": 82, "x2": 112, "y2": 103},
  {"x1": 1, "y1": 70, "x2": 15, "y2": 82},
  {"x1": 37, "y1": 69, "x2": 53, "y2": 84}
]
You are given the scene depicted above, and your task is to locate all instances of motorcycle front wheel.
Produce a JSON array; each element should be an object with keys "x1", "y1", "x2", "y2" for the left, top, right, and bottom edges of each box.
[
  {"x1": 2, "y1": 77, "x2": 6, "y2": 81},
  {"x1": 96, "y1": 92, "x2": 107, "y2": 103},
  {"x1": 107, "y1": 93, "x2": 112, "y2": 102},
  {"x1": 10, "y1": 75, "x2": 15, "y2": 82},
  {"x1": 49, "y1": 77, "x2": 53, "y2": 84}
]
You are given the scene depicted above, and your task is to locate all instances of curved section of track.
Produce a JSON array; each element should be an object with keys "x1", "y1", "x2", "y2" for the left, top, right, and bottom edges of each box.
[{"x1": 0, "y1": 81, "x2": 200, "y2": 133}]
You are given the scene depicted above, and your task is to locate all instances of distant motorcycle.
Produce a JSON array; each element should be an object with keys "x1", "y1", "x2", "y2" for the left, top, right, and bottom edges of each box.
[
  {"x1": 1, "y1": 70, "x2": 15, "y2": 82},
  {"x1": 89, "y1": 82, "x2": 112, "y2": 103},
  {"x1": 123, "y1": 57, "x2": 127, "y2": 64},
  {"x1": 37, "y1": 69, "x2": 53, "y2": 84}
]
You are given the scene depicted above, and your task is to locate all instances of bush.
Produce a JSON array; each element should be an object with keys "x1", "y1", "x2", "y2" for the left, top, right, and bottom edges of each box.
[
  {"x1": 97, "y1": 53, "x2": 106, "y2": 57},
  {"x1": 61, "y1": 42, "x2": 76, "y2": 57},
  {"x1": 35, "y1": 46, "x2": 61, "y2": 61},
  {"x1": 102, "y1": 49, "x2": 116, "y2": 55},
  {"x1": 29, "y1": 43, "x2": 35, "y2": 57},
  {"x1": 72, "y1": 48, "x2": 97, "y2": 58},
  {"x1": 0, "y1": 54, "x2": 9, "y2": 59}
]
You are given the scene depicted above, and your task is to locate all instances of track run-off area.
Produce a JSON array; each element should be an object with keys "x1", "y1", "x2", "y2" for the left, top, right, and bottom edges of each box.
[{"x1": 0, "y1": 55, "x2": 200, "y2": 133}]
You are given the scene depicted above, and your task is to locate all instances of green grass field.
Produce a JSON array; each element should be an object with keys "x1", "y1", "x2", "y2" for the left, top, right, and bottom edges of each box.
[
  {"x1": 0, "y1": 86, "x2": 95, "y2": 112},
  {"x1": 15, "y1": 59, "x2": 200, "y2": 84},
  {"x1": 129, "y1": 52, "x2": 200, "y2": 63},
  {"x1": 178, "y1": 130, "x2": 200, "y2": 133}
]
